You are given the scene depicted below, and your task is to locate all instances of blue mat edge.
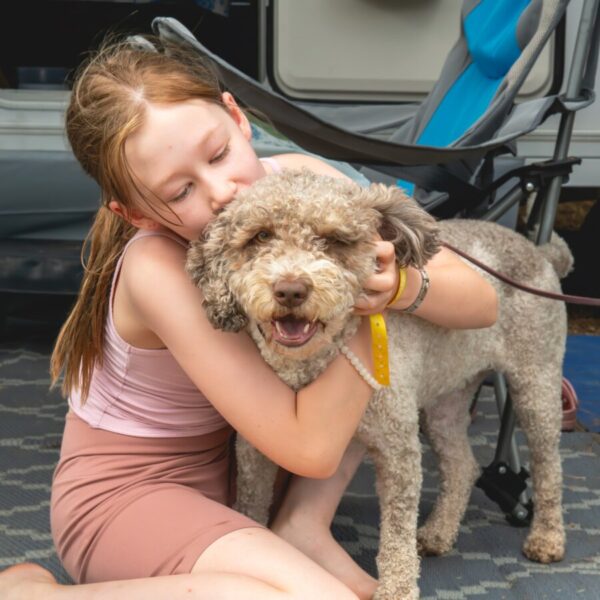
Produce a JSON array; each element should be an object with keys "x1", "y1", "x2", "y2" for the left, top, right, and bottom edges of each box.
[{"x1": 564, "y1": 335, "x2": 600, "y2": 432}]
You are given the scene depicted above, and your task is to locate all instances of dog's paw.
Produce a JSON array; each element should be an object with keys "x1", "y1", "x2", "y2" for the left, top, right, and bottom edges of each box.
[
  {"x1": 522, "y1": 529, "x2": 565, "y2": 563},
  {"x1": 374, "y1": 583, "x2": 419, "y2": 600},
  {"x1": 416, "y1": 525, "x2": 455, "y2": 556}
]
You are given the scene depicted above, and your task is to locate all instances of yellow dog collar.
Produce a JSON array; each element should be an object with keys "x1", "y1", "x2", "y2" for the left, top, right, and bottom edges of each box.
[{"x1": 369, "y1": 313, "x2": 390, "y2": 386}]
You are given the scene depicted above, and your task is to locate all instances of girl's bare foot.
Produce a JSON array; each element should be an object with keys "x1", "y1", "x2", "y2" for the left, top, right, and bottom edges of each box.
[
  {"x1": 271, "y1": 518, "x2": 377, "y2": 600},
  {"x1": 0, "y1": 563, "x2": 59, "y2": 600}
]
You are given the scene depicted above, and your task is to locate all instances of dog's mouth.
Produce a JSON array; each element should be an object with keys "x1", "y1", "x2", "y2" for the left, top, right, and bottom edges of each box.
[{"x1": 270, "y1": 315, "x2": 320, "y2": 347}]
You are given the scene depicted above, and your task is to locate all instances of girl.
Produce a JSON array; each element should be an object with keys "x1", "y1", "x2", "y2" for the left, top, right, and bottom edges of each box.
[{"x1": 0, "y1": 37, "x2": 497, "y2": 600}]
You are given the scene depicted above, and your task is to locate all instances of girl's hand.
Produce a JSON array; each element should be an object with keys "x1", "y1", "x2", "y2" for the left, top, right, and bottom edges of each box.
[{"x1": 354, "y1": 241, "x2": 400, "y2": 315}]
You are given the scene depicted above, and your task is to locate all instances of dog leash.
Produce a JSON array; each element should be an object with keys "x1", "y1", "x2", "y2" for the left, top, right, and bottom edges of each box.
[{"x1": 442, "y1": 242, "x2": 600, "y2": 307}]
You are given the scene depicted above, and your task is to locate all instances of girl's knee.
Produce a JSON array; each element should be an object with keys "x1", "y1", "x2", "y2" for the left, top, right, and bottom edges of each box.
[{"x1": 292, "y1": 570, "x2": 360, "y2": 600}]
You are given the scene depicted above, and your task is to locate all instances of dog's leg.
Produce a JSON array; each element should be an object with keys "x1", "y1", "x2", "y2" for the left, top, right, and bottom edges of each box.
[
  {"x1": 417, "y1": 385, "x2": 481, "y2": 556},
  {"x1": 360, "y1": 402, "x2": 421, "y2": 600},
  {"x1": 234, "y1": 435, "x2": 279, "y2": 526},
  {"x1": 506, "y1": 369, "x2": 565, "y2": 563}
]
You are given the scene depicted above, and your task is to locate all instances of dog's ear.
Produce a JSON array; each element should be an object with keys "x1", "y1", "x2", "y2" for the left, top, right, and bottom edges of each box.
[
  {"x1": 359, "y1": 183, "x2": 441, "y2": 268},
  {"x1": 186, "y1": 223, "x2": 248, "y2": 333}
]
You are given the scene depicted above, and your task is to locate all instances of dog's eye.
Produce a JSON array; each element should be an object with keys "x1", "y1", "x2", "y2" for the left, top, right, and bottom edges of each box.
[
  {"x1": 254, "y1": 230, "x2": 273, "y2": 244},
  {"x1": 323, "y1": 234, "x2": 354, "y2": 247}
]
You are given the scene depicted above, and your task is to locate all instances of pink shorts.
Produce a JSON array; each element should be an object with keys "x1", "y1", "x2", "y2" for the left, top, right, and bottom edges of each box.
[{"x1": 50, "y1": 411, "x2": 262, "y2": 583}]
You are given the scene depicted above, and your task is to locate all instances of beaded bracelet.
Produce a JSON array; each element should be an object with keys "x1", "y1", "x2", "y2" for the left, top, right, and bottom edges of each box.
[
  {"x1": 401, "y1": 268, "x2": 430, "y2": 313},
  {"x1": 339, "y1": 344, "x2": 384, "y2": 391}
]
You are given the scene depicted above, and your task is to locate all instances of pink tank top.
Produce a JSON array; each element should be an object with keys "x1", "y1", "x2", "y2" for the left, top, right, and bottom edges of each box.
[
  {"x1": 69, "y1": 229, "x2": 230, "y2": 437},
  {"x1": 260, "y1": 156, "x2": 282, "y2": 173}
]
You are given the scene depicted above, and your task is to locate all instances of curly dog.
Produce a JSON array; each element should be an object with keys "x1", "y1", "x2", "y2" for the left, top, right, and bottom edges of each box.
[{"x1": 186, "y1": 170, "x2": 571, "y2": 599}]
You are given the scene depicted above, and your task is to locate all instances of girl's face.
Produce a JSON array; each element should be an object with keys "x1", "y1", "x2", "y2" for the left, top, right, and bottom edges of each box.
[{"x1": 118, "y1": 93, "x2": 266, "y2": 241}]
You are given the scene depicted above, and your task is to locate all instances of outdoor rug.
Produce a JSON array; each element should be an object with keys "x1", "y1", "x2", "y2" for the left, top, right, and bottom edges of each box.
[{"x1": 1, "y1": 317, "x2": 599, "y2": 599}]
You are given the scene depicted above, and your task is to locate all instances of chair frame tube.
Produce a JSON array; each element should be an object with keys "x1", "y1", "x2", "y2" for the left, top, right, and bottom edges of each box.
[{"x1": 485, "y1": 0, "x2": 600, "y2": 525}]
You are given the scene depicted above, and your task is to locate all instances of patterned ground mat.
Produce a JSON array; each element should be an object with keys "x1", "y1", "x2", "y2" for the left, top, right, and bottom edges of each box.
[{"x1": 1, "y1": 317, "x2": 599, "y2": 598}]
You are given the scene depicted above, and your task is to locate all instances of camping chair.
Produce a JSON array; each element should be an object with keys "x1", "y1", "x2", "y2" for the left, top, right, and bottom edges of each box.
[{"x1": 151, "y1": 0, "x2": 600, "y2": 525}]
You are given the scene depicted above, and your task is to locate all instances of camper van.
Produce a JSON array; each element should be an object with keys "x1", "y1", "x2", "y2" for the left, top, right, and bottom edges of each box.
[{"x1": 0, "y1": 0, "x2": 598, "y2": 312}]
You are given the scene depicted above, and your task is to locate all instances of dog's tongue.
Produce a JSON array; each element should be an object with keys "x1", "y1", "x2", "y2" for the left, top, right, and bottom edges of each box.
[{"x1": 272, "y1": 316, "x2": 317, "y2": 347}]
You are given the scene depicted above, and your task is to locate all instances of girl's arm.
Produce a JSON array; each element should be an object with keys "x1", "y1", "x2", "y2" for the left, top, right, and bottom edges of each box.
[
  {"x1": 271, "y1": 153, "x2": 498, "y2": 329},
  {"x1": 392, "y1": 247, "x2": 498, "y2": 327},
  {"x1": 356, "y1": 241, "x2": 498, "y2": 329},
  {"x1": 125, "y1": 236, "x2": 373, "y2": 479}
]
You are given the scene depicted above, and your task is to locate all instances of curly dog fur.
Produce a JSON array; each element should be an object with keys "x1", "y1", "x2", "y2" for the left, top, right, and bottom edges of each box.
[{"x1": 186, "y1": 170, "x2": 570, "y2": 600}]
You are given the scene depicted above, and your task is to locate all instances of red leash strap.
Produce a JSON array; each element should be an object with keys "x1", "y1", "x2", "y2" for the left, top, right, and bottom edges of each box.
[{"x1": 441, "y1": 242, "x2": 600, "y2": 307}]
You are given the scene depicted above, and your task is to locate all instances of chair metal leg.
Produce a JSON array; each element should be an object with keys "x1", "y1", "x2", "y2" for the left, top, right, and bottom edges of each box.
[
  {"x1": 492, "y1": 374, "x2": 521, "y2": 472},
  {"x1": 475, "y1": 373, "x2": 533, "y2": 525},
  {"x1": 477, "y1": 0, "x2": 600, "y2": 525},
  {"x1": 538, "y1": 0, "x2": 600, "y2": 245}
]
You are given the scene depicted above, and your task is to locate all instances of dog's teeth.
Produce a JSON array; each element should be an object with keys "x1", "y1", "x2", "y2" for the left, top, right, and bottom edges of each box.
[
  {"x1": 303, "y1": 323, "x2": 310, "y2": 333},
  {"x1": 275, "y1": 321, "x2": 288, "y2": 338}
]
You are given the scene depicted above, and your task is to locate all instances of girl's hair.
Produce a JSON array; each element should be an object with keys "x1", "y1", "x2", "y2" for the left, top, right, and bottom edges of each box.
[{"x1": 51, "y1": 36, "x2": 225, "y2": 401}]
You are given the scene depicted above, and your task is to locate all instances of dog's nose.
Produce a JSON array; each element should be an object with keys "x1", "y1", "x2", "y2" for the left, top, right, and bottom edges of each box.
[{"x1": 273, "y1": 280, "x2": 310, "y2": 308}]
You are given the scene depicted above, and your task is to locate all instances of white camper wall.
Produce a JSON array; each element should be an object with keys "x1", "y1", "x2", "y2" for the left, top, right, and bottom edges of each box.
[{"x1": 272, "y1": 0, "x2": 553, "y2": 101}]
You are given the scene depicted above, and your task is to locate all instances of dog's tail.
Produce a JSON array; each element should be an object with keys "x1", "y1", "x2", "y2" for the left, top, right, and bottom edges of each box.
[{"x1": 536, "y1": 230, "x2": 574, "y2": 279}]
